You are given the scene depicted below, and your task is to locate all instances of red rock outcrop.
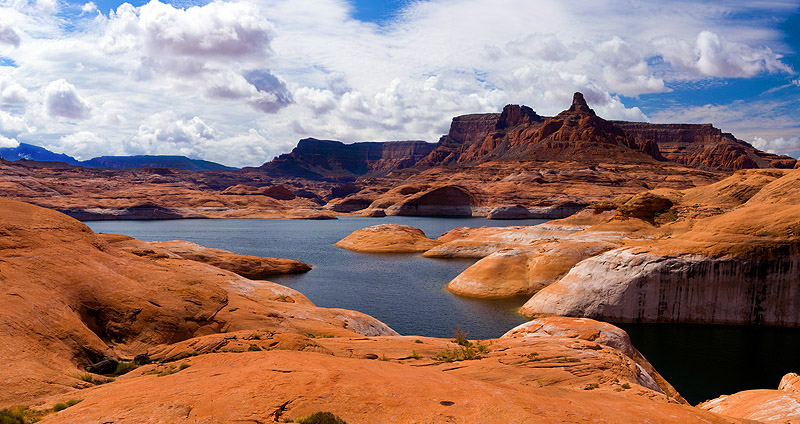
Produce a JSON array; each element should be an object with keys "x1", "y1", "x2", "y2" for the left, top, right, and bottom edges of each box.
[
  {"x1": 513, "y1": 169, "x2": 800, "y2": 326},
  {"x1": 418, "y1": 93, "x2": 664, "y2": 166},
  {"x1": 698, "y1": 372, "x2": 800, "y2": 423},
  {"x1": 334, "y1": 224, "x2": 441, "y2": 252},
  {"x1": 35, "y1": 317, "x2": 746, "y2": 424},
  {"x1": 102, "y1": 235, "x2": 312, "y2": 278},
  {"x1": 613, "y1": 122, "x2": 798, "y2": 170},
  {"x1": 259, "y1": 138, "x2": 436, "y2": 179},
  {"x1": 0, "y1": 198, "x2": 395, "y2": 407}
]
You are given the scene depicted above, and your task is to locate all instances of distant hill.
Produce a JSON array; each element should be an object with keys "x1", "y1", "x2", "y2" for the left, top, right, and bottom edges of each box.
[
  {"x1": 0, "y1": 143, "x2": 81, "y2": 166},
  {"x1": 0, "y1": 143, "x2": 235, "y2": 171},
  {"x1": 260, "y1": 138, "x2": 436, "y2": 180},
  {"x1": 81, "y1": 155, "x2": 235, "y2": 171}
]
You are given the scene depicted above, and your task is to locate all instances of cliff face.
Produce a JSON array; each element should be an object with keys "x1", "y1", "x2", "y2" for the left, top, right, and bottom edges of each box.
[
  {"x1": 410, "y1": 93, "x2": 795, "y2": 172},
  {"x1": 419, "y1": 94, "x2": 664, "y2": 166},
  {"x1": 520, "y1": 248, "x2": 800, "y2": 326},
  {"x1": 260, "y1": 138, "x2": 435, "y2": 179},
  {"x1": 612, "y1": 122, "x2": 797, "y2": 171}
]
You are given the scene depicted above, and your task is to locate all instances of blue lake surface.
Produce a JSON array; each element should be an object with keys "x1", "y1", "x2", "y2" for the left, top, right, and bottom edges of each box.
[
  {"x1": 85, "y1": 216, "x2": 800, "y2": 405},
  {"x1": 86, "y1": 216, "x2": 545, "y2": 340}
]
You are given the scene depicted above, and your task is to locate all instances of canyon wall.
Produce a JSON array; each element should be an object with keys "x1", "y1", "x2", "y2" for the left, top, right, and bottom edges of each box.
[{"x1": 520, "y1": 247, "x2": 800, "y2": 326}]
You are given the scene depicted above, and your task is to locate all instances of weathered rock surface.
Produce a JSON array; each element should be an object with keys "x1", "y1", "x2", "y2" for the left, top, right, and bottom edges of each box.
[
  {"x1": 36, "y1": 317, "x2": 743, "y2": 424},
  {"x1": 334, "y1": 224, "x2": 441, "y2": 253},
  {"x1": 0, "y1": 198, "x2": 395, "y2": 407},
  {"x1": 387, "y1": 185, "x2": 478, "y2": 216},
  {"x1": 613, "y1": 121, "x2": 797, "y2": 171},
  {"x1": 447, "y1": 241, "x2": 615, "y2": 298},
  {"x1": 512, "y1": 168, "x2": 800, "y2": 326},
  {"x1": 698, "y1": 372, "x2": 800, "y2": 423},
  {"x1": 101, "y1": 235, "x2": 312, "y2": 278}
]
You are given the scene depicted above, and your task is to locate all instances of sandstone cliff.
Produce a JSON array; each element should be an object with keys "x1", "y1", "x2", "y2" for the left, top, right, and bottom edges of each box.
[{"x1": 260, "y1": 138, "x2": 436, "y2": 179}]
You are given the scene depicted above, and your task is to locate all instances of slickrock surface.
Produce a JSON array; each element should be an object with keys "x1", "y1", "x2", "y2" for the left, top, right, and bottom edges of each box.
[
  {"x1": 521, "y1": 168, "x2": 800, "y2": 326},
  {"x1": 334, "y1": 223, "x2": 442, "y2": 252},
  {"x1": 0, "y1": 198, "x2": 395, "y2": 407},
  {"x1": 446, "y1": 241, "x2": 615, "y2": 298},
  {"x1": 698, "y1": 372, "x2": 800, "y2": 423},
  {"x1": 100, "y1": 235, "x2": 312, "y2": 278},
  {"x1": 36, "y1": 317, "x2": 742, "y2": 424}
]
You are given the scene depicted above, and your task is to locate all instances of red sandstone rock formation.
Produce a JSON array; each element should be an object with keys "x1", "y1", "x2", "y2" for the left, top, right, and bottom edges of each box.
[
  {"x1": 698, "y1": 372, "x2": 800, "y2": 423},
  {"x1": 101, "y1": 235, "x2": 312, "y2": 278}
]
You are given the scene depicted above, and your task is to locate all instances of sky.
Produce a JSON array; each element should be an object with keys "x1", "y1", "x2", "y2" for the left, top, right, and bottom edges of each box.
[{"x1": 0, "y1": 0, "x2": 798, "y2": 167}]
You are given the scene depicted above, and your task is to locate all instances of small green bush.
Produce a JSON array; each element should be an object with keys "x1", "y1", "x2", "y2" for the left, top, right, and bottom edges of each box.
[
  {"x1": 248, "y1": 344, "x2": 262, "y2": 351},
  {"x1": 179, "y1": 363, "x2": 191, "y2": 371},
  {"x1": 113, "y1": 362, "x2": 137, "y2": 376},
  {"x1": 621, "y1": 383, "x2": 631, "y2": 390},
  {"x1": 52, "y1": 404, "x2": 68, "y2": 412},
  {"x1": 0, "y1": 408, "x2": 25, "y2": 424},
  {"x1": 296, "y1": 411, "x2": 347, "y2": 424}
]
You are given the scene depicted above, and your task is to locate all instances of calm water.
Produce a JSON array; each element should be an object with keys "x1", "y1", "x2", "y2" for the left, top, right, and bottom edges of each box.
[
  {"x1": 86, "y1": 217, "x2": 544, "y2": 339},
  {"x1": 85, "y1": 217, "x2": 800, "y2": 405}
]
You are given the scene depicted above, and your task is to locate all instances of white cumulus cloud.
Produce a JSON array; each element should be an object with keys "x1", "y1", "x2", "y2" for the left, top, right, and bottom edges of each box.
[
  {"x1": 0, "y1": 21, "x2": 21, "y2": 48},
  {"x1": 44, "y1": 79, "x2": 92, "y2": 120}
]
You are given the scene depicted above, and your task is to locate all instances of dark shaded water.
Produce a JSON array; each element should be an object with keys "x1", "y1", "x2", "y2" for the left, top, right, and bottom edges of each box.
[
  {"x1": 85, "y1": 217, "x2": 800, "y2": 405},
  {"x1": 616, "y1": 323, "x2": 800, "y2": 404}
]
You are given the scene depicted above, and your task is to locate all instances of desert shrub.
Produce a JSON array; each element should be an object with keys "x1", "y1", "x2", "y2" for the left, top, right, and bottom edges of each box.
[
  {"x1": 0, "y1": 408, "x2": 25, "y2": 424},
  {"x1": 52, "y1": 404, "x2": 68, "y2": 412},
  {"x1": 75, "y1": 374, "x2": 114, "y2": 385},
  {"x1": 248, "y1": 344, "x2": 262, "y2": 351},
  {"x1": 452, "y1": 326, "x2": 470, "y2": 347},
  {"x1": 296, "y1": 411, "x2": 347, "y2": 424},
  {"x1": 113, "y1": 362, "x2": 137, "y2": 376},
  {"x1": 433, "y1": 340, "x2": 489, "y2": 362},
  {"x1": 179, "y1": 363, "x2": 191, "y2": 371}
]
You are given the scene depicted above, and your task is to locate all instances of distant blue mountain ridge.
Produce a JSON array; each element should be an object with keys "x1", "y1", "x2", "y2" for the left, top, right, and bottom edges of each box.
[{"x1": 0, "y1": 143, "x2": 236, "y2": 171}]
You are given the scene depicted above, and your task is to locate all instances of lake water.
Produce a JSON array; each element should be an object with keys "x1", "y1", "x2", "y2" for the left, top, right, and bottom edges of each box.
[{"x1": 85, "y1": 217, "x2": 799, "y2": 405}]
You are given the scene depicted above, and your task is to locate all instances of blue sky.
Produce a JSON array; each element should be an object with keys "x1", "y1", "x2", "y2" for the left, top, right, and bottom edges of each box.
[{"x1": 1, "y1": 0, "x2": 799, "y2": 166}]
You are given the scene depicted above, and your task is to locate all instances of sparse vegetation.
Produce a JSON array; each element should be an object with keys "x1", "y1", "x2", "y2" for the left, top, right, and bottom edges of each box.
[
  {"x1": 411, "y1": 350, "x2": 419, "y2": 359},
  {"x1": 414, "y1": 339, "x2": 423, "y2": 344},
  {"x1": 75, "y1": 374, "x2": 114, "y2": 385},
  {"x1": 53, "y1": 399, "x2": 81, "y2": 413},
  {"x1": 113, "y1": 362, "x2": 137, "y2": 376},
  {"x1": 294, "y1": 411, "x2": 347, "y2": 424},
  {"x1": 0, "y1": 406, "x2": 47, "y2": 424},
  {"x1": 149, "y1": 362, "x2": 190, "y2": 377},
  {"x1": 452, "y1": 326, "x2": 470, "y2": 347},
  {"x1": 621, "y1": 383, "x2": 631, "y2": 390},
  {"x1": 304, "y1": 333, "x2": 335, "y2": 339},
  {"x1": 584, "y1": 383, "x2": 599, "y2": 390},
  {"x1": 433, "y1": 339, "x2": 489, "y2": 363},
  {"x1": 248, "y1": 344, "x2": 262, "y2": 351}
]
